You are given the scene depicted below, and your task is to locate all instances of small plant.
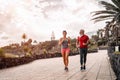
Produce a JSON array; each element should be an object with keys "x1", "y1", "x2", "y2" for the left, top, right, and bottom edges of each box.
[
  {"x1": 0, "y1": 48, "x2": 4, "y2": 57},
  {"x1": 23, "y1": 46, "x2": 29, "y2": 52},
  {"x1": 26, "y1": 52, "x2": 32, "y2": 57},
  {"x1": 23, "y1": 46, "x2": 32, "y2": 57},
  {"x1": 43, "y1": 49, "x2": 47, "y2": 54}
]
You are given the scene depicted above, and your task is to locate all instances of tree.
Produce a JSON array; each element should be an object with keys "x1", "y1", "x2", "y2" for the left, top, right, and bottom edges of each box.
[
  {"x1": 92, "y1": 0, "x2": 120, "y2": 23},
  {"x1": 22, "y1": 33, "x2": 27, "y2": 42},
  {"x1": 92, "y1": 0, "x2": 120, "y2": 46},
  {"x1": 92, "y1": 35, "x2": 99, "y2": 42}
]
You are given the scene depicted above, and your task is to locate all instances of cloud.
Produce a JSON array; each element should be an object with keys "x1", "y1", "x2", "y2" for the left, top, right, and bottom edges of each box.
[{"x1": 0, "y1": 0, "x2": 107, "y2": 46}]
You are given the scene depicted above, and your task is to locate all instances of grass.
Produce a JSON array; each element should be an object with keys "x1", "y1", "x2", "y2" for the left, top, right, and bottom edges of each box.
[
  {"x1": 4, "y1": 53, "x2": 19, "y2": 58},
  {"x1": 114, "y1": 51, "x2": 120, "y2": 54}
]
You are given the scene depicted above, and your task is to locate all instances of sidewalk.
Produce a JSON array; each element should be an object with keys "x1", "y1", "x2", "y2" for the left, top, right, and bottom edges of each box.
[{"x1": 0, "y1": 50, "x2": 116, "y2": 80}]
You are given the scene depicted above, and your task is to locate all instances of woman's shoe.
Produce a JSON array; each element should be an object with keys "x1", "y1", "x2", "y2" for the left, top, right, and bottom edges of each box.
[{"x1": 65, "y1": 67, "x2": 68, "y2": 71}]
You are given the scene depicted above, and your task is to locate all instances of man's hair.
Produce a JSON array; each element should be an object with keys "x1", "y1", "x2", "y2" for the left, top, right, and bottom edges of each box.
[
  {"x1": 80, "y1": 29, "x2": 85, "y2": 33},
  {"x1": 63, "y1": 30, "x2": 67, "y2": 33}
]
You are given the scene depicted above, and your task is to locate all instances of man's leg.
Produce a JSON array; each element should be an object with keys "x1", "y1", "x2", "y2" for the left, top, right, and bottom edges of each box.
[
  {"x1": 83, "y1": 48, "x2": 88, "y2": 69},
  {"x1": 80, "y1": 48, "x2": 84, "y2": 70}
]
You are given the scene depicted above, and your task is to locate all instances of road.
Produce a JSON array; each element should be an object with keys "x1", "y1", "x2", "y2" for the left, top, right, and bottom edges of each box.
[{"x1": 0, "y1": 50, "x2": 116, "y2": 80}]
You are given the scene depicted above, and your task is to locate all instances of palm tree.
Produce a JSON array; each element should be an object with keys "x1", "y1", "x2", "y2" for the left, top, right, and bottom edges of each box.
[
  {"x1": 22, "y1": 33, "x2": 27, "y2": 42},
  {"x1": 92, "y1": 0, "x2": 120, "y2": 46},
  {"x1": 92, "y1": 0, "x2": 120, "y2": 23}
]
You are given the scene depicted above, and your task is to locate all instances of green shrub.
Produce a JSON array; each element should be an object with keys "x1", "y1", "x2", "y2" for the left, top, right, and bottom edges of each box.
[{"x1": 88, "y1": 44, "x2": 98, "y2": 50}]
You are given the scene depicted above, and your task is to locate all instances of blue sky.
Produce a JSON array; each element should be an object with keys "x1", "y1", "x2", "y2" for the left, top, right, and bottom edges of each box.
[{"x1": 0, "y1": 0, "x2": 109, "y2": 46}]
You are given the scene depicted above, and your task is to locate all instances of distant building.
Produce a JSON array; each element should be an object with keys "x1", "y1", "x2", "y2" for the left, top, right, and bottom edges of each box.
[{"x1": 51, "y1": 31, "x2": 55, "y2": 41}]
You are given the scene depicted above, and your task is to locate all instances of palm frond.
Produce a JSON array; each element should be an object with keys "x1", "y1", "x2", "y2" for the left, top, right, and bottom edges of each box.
[
  {"x1": 91, "y1": 0, "x2": 120, "y2": 23},
  {"x1": 92, "y1": 15, "x2": 115, "y2": 21},
  {"x1": 114, "y1": 13, "x2": 120, "y2": 22},
  {"x1": 100, "y1": 1, "x2": 120, "y2": 12},
  {"x1": 111, "y1": 0, "x2": 120, "y2": 9},
  {"x1": 92, "y1": 10, "x2": 117, "y2": 16},
  {"x1": 93, "y1": 18, "x2": 113, "y2": 23}
]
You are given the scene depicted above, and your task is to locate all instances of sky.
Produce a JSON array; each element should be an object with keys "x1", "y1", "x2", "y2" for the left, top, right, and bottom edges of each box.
[{"x1": 0, "y1": 0, "x2": 108, "y2": 46}]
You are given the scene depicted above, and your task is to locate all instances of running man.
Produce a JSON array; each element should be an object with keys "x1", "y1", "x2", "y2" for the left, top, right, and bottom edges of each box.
[
  {"x1": 59, "y1": 30, "x2": 70, "y2": 71},
  {"x1": 76, "y1": 29, "x2": 89, "y2": 70}
]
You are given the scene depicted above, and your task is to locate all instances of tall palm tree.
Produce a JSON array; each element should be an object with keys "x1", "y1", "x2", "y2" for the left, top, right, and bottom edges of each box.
[
  {"x1": 92, "y1": 0, "x2": 120, "y2": 23},
  {"x1": 22, "y1": 33, "x2": 27, "y2": 42},
  {"x1": 92, "y1": 0, "x2": 120, "y2": 46}
]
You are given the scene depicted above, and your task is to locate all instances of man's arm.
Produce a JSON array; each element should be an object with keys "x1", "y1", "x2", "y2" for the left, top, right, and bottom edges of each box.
[
  {"x1": 76, "y1": 37, "x2": 80, "y2": 48},
  {"x1": 86, "y1": 40, "x2": 89, "y2": 45},
  {"x1": 86, "y1": 36, "x2": 90, "y2": 45},
  {"x1": 83, "y1": 36, "x2": 89, "y2": 45}
]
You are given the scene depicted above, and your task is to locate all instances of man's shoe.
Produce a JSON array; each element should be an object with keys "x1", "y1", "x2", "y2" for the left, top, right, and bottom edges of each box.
[
  {"x1": 80, "y1": 67, "x2": 83, "y2": 70},
  {"x1": 83, "y1": 65, "x2": 86, "y2": 70}
]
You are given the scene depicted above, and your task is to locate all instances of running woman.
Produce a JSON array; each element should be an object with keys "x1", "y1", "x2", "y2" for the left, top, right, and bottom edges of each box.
[
  {"x1": 76, "y1": 29, "x2": 89, "y2": 70},
  {"x1": 59, "y1": 30, "x2": 70, "y2": 71}
]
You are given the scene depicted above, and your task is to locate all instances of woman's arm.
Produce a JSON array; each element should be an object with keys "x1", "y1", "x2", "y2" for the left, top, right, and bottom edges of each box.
[
  {"x1": 68, "y1": 37, "x2": 71, "y2": 47},
  {"x1": 58, "y1": 38, "x2": 63, "y2": 45}
]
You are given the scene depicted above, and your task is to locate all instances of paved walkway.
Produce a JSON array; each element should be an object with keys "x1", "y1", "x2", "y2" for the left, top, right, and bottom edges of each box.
[{"x1": 0, "y1": 50, "x2": 116, "y2": 80}]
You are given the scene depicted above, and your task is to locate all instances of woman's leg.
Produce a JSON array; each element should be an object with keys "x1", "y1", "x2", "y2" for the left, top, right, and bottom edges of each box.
[
  {"x1": 65, "y1": 48, "x2": 70, "y2": 67},
  {"x1": 65, "y1": 53, "x2": 69, "y2": 67},
  {"x1": 61, "y1": 53, "x2": 66, "y2": 66},
  {"x1": 61, "y1": 49, "x2": 66, "y2": 67}
]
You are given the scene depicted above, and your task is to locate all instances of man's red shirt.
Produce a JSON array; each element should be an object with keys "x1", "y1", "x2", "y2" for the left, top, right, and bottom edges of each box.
[{"x1": 77, "y1": 35, "x2": 89, "y2": 48}]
